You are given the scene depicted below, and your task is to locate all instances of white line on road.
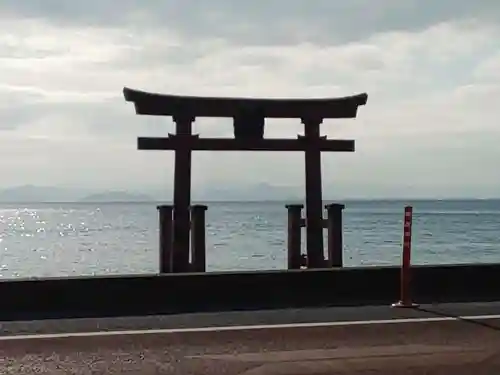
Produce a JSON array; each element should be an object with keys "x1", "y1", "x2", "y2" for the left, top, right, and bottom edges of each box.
[{"x1": 1, "y1": 314, "x2": 499, "y2": 341}]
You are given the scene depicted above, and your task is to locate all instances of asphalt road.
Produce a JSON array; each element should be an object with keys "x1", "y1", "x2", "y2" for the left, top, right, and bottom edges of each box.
[
  {"x1": 2, "y1": 302, "x2": 500, "y2": 374},
  {"x1": 2, "y1": 301, "x2": 500, "y2": 336}
]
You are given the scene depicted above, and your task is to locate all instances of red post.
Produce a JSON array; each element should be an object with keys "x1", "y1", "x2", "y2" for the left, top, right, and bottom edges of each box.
[{"x1": 392, "y1": 206, "x2": 419, "y2": 308}]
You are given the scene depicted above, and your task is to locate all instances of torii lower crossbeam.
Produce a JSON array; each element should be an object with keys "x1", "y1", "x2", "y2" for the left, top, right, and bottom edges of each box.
[{"x1": 138, "y1": 137, "x2": 355, "y2": 152}]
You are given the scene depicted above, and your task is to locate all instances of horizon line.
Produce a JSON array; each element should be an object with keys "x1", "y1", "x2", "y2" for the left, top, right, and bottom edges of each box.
[{"x1": 1, "y1": 197, "x2": 500, "y2": 204}]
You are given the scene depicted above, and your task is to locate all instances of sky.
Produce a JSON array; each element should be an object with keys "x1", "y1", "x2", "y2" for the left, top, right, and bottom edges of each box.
[{"x1": 1, "y1": 0, "x2": 499, "y2": 198}]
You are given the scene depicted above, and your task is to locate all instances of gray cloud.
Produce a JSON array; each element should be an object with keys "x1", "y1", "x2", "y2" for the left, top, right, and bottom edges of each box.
[
  {"x1": 2, "y1": 0, "x2": 499, "y2": 45},
  {"x1": 1, "y1": 0, "x2": 500, "y2": 196}
]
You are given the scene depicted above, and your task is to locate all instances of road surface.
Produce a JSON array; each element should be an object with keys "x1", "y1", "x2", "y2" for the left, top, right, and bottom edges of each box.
[{"x1": 2, "y1": 302, "x2": 500, "y2": 374}]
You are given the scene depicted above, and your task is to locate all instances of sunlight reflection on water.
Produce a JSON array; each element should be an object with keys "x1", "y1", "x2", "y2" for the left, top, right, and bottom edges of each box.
[{"x1": 0, "y1": 200, "x2": 499, "y2": 278}]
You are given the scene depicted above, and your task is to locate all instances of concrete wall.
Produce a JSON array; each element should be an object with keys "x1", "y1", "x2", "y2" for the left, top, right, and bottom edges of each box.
[{"x1": 1, "y1": 263, "x2": 500, "y2": 321}]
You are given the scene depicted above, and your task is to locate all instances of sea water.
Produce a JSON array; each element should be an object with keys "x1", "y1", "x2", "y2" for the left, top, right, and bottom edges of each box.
[{"x1": 0, "y1": 199, "x2": 499, "y2": 279}]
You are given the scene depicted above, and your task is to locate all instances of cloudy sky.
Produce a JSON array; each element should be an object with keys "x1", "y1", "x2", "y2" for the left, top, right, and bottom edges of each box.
[{"x1": 1, "y1": 0, "x2": 499, "y2": 198}]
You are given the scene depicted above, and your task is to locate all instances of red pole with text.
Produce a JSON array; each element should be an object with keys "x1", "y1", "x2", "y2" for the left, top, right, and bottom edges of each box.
[{"x1": 392, "y1": 206, "x2": 419, "y2": 308}]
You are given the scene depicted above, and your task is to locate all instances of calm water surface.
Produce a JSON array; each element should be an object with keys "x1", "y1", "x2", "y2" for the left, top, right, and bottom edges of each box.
[{"x1": 0, "y1": 200, "x2": 499, "y2": 279}]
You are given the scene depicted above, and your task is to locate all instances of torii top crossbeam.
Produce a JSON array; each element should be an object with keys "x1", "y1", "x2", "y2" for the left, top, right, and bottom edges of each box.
[{"x1": 123, "y1": 87, "x2": 368, "y2": 119}]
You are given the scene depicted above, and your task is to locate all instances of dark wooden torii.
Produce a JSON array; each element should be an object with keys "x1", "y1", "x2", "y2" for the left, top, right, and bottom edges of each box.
[{"x1": 123, "y1": 87, "x2": 368, "y2": 272}]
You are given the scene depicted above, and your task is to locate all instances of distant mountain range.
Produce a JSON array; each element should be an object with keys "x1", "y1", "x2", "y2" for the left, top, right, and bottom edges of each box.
[
  {"x1": 79, "y1": 191, "x2": 153, "y2": 203},
  {"x1": 0, "y1": 185, "x2": 154, "y2": 203},
  {"x1": 0, "y1": 184, "x2": 302, "y2": 203},
  {"x1": 0, "y1": 184, "x2": 494, "y2": 203},
  {"x1": 199, "y1": 183, "x2": 302, "y2": 201}
]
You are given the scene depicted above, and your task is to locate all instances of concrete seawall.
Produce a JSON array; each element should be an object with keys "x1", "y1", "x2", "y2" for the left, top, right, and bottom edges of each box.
[{"x1": 1, "y1": 263, "x2": 500, "y2": 321}]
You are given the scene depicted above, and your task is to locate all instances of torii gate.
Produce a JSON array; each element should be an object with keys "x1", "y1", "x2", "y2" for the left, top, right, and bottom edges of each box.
[{"x1": 124, "y1": 87, "x2": 368, "y2": 272}]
